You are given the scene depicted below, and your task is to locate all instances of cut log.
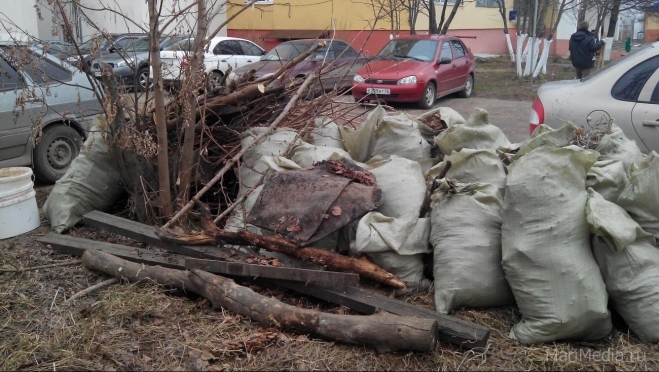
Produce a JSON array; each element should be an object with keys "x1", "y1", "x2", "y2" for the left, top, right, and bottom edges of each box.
[
  {"x1": 185, "y1": 258, "x2": 360, "y2": 288},
  {"x1": 272, "y1": 280, "x2": 491, "y2": 349},
  {"x1": 156, "y1": 227, "x2": 406, "y2": 289},
  {"x1": 82, "y1": 250, "x2": 436, "y2": 353}
]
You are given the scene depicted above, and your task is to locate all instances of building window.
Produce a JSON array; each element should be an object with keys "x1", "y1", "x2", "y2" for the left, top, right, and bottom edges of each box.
[{"x1": 476, "y1": 0, "x2": 501, "y2": 8}]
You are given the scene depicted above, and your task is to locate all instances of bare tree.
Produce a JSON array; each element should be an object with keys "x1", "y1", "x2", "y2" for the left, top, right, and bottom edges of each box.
[
  {"x1": 423, "y1": 0, "x2": 461, "y2": 34},
  {"x1": 493, "y1": 0, "x2": 515, "y2": 62}
]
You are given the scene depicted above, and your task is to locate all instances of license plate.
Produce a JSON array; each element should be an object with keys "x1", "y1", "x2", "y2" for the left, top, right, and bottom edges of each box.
[{"x1": 366, "y1": 88, "x2": 390, "y2": 95}]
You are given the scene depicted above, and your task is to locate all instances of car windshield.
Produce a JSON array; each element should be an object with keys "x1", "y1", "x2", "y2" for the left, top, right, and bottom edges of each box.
[
  {"x1": 262, "y1": 42, "x2": 310, "y2": 61},
  {"x1": 160, "y1": 36, "x2": 186, "y2": 50},
  {"x1": 125, "y1": 37, "x2": 157, "y2": 52},
  {"x1": 78, "y1": 37, "x2": 110, "y2": 54},
  {"x1": 376, "y1": 39, "x2": 438, "y2": 62},
  {"x1": 583, "y1": 42, "x2": 657, "y2": 81},
  {"x1": 165, "y1": 39, "x2": 194, "y2": 52}
]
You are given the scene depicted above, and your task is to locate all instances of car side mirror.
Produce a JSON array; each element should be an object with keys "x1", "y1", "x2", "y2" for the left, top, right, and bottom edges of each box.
[
  {"x1": 261, "y1": 50, "x2": 266, "y2": 56},
  {"x1": 439, "y1": 57, "x2": 451, "y2": 65},
  {"x1": 312, "y1": 54, "x2": 324, "y2": 61},
  {"x1": 109, "y1": 47, "x2": 116, "y2": 53}
]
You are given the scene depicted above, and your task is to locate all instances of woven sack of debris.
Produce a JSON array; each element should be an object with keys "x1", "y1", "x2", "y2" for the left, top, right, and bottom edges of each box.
[
  {"x1": 585, "y1": 159, "x2": 629, "y2": 203},
  {"x1": 511, "y1": 122, "x2": 578, "y2": 161},
  {"x1": 238, "y1": 127, "x2": 301, "y2": 194},
  {"x1": 502, "y1": 145, "x2": 611, "y2": 344},
  {"x1": 587, "y1": 189, "x2": 659, "y2": 342},
  {"x1": 617, "y1": 152, "x2": 659, "y2": 244},
  {"x1": 310, "y1": 117, "x2": 345, "y2": 149},
  {"x1": 290, "y1": 141, "x2": 352, "y2": 168},
  {"x1": 435, "y1": 108, "x2": 511, "y2": 155},
  {"x1": 372, "y1": 112, "x2": 434, "y2": 172},
  {"x1": 43, "y1": 116, "x2": 124, "y2": 233},
  {"x1": 352, "y1": 156, "x2": 432, "y2": 292},
  {"x1": 595, "y1": 124, "x2": 643, "y2": 170},
  {"x1": 426, "y1": 149, "x2": 507, "y2": 197},
  {"x1": 430, "y1": 180, "x2": 513, "y2": 313},
  {"x1": 339, "y1": 106, "x2": 386, "y2": 162},
  {"x1": 416, "y1": 107, "x2": 466, "y2": 128}
]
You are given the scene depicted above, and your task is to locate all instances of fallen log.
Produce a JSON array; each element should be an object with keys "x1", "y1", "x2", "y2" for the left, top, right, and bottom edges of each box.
[
  {"x1": 155, "y1": 227, "x2": 406, "y2": 290},
  {"x1": 82, "y1": 250, "x2": 436, "y2": 353}
]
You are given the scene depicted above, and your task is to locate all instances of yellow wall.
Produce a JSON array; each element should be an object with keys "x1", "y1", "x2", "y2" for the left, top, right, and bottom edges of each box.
[
  {"x1": 227, "y1": 0, "x2": 516, "y2": 31},
  {"x1": 647, "y1": 15, "x2": 659, "y2": 30},
  {"x1": 415, "y1": 1, "x2": 515, "y2": 31}
]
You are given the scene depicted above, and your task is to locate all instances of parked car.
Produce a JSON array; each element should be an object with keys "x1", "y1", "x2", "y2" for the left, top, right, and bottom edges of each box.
[
  {"x1": 158, "y1": 36, "x2": 265, "y2": 88},
  {"x1": 351, "y1": 35, "x2": 475, "y2": 109},
  {"x1": 31, "y1": 40, "x2": 75, "y2": 58},
  {"x1": 0, "y1": 43, "x2": 103, "y2": 183},
  {"x1": 227, "y1": 39, "x2": 368, "y2": 91},
  {"x1": 91, "y1": 35, "x2": 189, "y2": 91},
  {"x1": 530, "y1": 41, "x2": 659, "y2": 152},
  {"x1": 56, "y1": 33, "x2": 146, "y2": 64}
]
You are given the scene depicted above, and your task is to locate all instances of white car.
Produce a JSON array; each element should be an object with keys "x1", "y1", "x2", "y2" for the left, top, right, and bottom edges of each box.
[
  {"x1": 157, "y1": 36, "x2": 265, "y2": 88},
  {"x1": 530, "y1": 41, "x2": 659, "y2": 152}
]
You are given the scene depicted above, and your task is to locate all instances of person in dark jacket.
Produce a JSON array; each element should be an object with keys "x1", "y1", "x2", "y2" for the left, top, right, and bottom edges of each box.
[{"x1": 569, "y1": 21, "x2": 605, "y2": 79}]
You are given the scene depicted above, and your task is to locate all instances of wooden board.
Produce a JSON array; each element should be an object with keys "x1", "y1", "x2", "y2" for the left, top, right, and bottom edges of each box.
[
  {"x1": 185, "y1": 258, "x2": 360, "y2": 288},
  {"x1": 39, "y1": 233, "x2": 185, "y2": 269},
  {"x1": 269, "y1": 280, "x2": 490, "y2": 349},
  {"x1": 82, "y1": 211, "x2": 245, "y2": 260}
]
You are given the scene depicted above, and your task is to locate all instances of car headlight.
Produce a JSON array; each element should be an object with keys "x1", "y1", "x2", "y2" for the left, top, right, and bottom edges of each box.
[
  {"x1": 353, "y1": 74, "x2": 364, "y2": 83},
  {"x1": 397, "y1": 76, "x2": 417, "y2": 85},
  {"x1": 116, "y1": 58, "x2": 135, "y2": 67}
]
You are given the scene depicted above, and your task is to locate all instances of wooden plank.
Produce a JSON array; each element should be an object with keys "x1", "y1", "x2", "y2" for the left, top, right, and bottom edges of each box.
[
  {"x1": 82, "y1": 211, "x2": 245, "y2": 260},
  {"x1": 185, "y1": 258, "x2": 360, "y2": 288},
  {"x1": 38, "y1": 234, "x2": 185, "y2": 270},
  {"x1": 269, "y1": 280, "x2": 490, "y2": 350}
]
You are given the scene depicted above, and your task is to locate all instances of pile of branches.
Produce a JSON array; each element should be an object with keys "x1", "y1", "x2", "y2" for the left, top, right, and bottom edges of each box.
[{"x1": 106, "y1": 41, "x2": 369, "y2": 226}]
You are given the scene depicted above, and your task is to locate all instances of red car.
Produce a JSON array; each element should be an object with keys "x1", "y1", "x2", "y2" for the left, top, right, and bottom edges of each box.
[{"x1": 352, "y1": 35, "x2": 475, "y2": 109}]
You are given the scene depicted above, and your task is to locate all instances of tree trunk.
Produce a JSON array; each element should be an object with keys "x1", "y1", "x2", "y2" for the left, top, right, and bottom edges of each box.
[
  {"x1": 604, "y1": 0, "x2": 621, "y2": 61},
  {"x1": 147, "y1": 0, "x2": 173, "y2": 218},
  {"x1": 440, "y1": 0, "x2": 461, "y2": 34},
  {"x1": 82, "y1": 250, "x2": 437, "y2": 354},
  {"x1": 496, "y1": 0, "x2": 515, "y2": 62},
  {"x1": 177, "y1": 0, "x2": 209, "y2": 207}
]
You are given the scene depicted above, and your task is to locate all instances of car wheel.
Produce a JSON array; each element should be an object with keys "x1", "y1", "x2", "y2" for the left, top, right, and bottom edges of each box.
[
  {"x1": 209, "y1": 71, "x2": 224, "y2": 91},
  {"x1": 136, "y1": 67, "x2": 152, "y2": 92},
  {"x1": 418, "y1": 82, "x2": 436, "y2": 109},
  {"x1": 458, "y1": 74, "x2": 474, "y2": 98},
  {"x1": 32, "y1": 125, "x2": 82, "y2": 183}
]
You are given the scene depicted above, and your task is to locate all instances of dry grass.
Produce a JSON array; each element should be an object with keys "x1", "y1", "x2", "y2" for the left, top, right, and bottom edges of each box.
[{"x1": 2, "y1": 188, "x2": 659, "y2": 371}]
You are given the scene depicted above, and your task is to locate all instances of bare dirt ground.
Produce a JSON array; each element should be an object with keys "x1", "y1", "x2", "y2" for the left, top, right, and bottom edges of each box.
[{"x1": 3, "y1": 61, "x2": 659, "y2": 371}]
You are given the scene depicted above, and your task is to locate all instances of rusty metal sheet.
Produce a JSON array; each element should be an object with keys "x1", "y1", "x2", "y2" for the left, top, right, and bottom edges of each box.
[{"x1": 247, "y1": 159, "x2": 382, "y2": 245}]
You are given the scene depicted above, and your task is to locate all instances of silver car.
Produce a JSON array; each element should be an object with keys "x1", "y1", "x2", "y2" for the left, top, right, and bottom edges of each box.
[
  {"x1": 0, "y1": 43, "x2": 103, "y2": 182},
  {"x1": 530, "y1": 41, "x2": 659, "y2": 152}
]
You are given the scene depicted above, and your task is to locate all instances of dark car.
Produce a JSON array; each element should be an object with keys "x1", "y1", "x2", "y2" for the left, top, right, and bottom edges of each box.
[
  {"x1": 352, "y1": 35, "x2": 475, "y2": 109},
  {"x1": 90, "y1": 35, "x2": 189, "y2": 91},
  {"x1": 56, "y1": 33, "x2": 146, "y2": 65},
  {"x1": 228, "y1": 39, "x2": 368, "y2": 91}
]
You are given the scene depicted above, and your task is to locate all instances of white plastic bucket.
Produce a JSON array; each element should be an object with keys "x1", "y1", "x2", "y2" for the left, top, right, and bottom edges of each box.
[{"x1": 0, "y1": 167, "x2": 40, "y2": 239}]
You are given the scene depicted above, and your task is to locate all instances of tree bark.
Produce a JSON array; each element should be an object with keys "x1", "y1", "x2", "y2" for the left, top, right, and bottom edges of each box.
[
  {"x1": 82, "y1": 250, "x2": 437, "y2": 353},
  {"x1": 178, "y1": 0, "x2": 209, "y2": 206},
  {"x1": 147, "y1": 0, "x2": 173, "y2": 218}
]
